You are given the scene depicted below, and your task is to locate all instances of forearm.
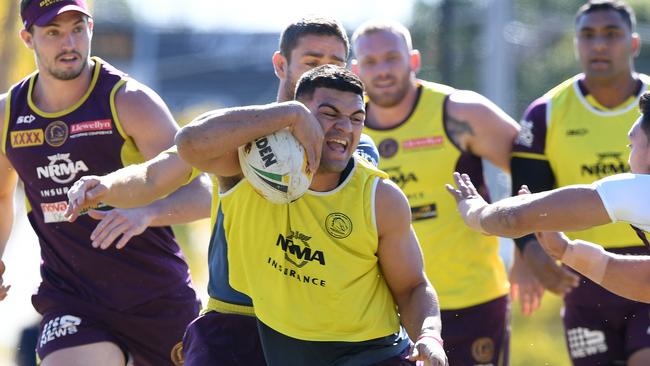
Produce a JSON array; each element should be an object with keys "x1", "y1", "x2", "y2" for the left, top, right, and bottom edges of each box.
[
  {"x1": 100, "y1": 156, "x2": 194, "y2": 208},
  {"x1": 175, "y1": 102, "x2": 305, "y2": 169},
  {"x1": 395, "y1": 281, "x2": 443, "y2": 341},
  {"x1": 143, "y1": 174, "x2": 212, "y2": 226},
  {"x1": 563, "y1": 240, "x2": 650, "y2": 303},
  {"x1": 479, "y1": 186, "x2": 611, "y2": 237}
]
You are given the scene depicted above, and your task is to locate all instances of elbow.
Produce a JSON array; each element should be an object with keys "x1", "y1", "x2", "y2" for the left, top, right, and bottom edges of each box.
[{"x1": 174, "y1": 127, "x2": 196, "y2": 164}]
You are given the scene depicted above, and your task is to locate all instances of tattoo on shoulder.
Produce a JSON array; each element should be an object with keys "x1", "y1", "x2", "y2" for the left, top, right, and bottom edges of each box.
[{"x1": 445, "y1": 115, "x2": 474, "y2": 151}]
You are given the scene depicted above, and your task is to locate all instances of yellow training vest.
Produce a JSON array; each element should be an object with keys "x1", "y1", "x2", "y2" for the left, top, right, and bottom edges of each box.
[
  {"x1": 544, "y1": 74, "x2": 649, "y2": 247},
  {"x1": 222, "y1": 157, "x2": 400, "y2": 341},
  {"x1": 364, "y1": 80, "x2": 508, "y2": 309}
]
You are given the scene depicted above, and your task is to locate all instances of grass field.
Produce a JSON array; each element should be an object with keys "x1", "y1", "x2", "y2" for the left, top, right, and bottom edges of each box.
[{"x1": 510, "y1": 294, "x2": 572, "y2": 366}]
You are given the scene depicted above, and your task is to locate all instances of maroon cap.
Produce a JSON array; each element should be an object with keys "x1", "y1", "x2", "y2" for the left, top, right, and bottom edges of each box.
[{"x1": 21, "y1": 0, "x2": 92, "y2": 30}]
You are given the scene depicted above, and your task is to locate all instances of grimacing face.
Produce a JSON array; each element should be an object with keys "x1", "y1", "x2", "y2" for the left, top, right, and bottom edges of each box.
[
  {"x1": 283, "y1": 34, "x2": 347, "y2": 101},
  {"x1": 627, "y1": 116, "x2": 650, "y2": 174},
  {"x1": 24, "y1": 11, "x2": 92, "y2": 81},
  {"x1": 353, "y1": 30, "x2": 413, "y2": 108},
  {"x1": 299, "y1": 87, "x2": 365, "y2": 174},
  {"x1": 575, "y1": 9, "x2": 638, "y2": 82}
]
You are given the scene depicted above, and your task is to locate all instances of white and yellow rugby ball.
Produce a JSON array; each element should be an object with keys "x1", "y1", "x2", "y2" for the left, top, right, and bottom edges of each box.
[{"x1": 238, "y1": 128, "x2": 312, "y2": 204}]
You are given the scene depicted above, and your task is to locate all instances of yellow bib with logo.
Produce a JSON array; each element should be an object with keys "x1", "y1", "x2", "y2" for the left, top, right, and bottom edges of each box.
[
  {"x1": 222, "y1": 157, "x2": 400, "y2": 341},
  {"x1": 364, "y1": 81, "x2": 508, "y2": 309},
  {"x1": 545, "y1": 74, "x2": 649, "y2": 247}
]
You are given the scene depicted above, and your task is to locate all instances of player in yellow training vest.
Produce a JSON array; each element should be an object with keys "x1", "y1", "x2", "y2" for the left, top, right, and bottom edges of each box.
[
  {"x1": 352, "y1": 20, "x2": 538, "y2": 366},
  {"x1": 176, "y1": 65, "x2": 448, "y2": 366},
  {"x1": 510, "y1": 1, "x2": 650, "y2": 365}
]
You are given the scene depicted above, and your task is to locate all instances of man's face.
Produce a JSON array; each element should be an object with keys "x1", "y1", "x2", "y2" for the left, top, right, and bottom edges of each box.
[
  {"x1": 627, "y1": 117, "x2": 650, "y2": 174},
  {"x1": 282, "y1": 35, "x2": 347, "y2": 100},
  {"x1": 300, "y1": 87, "x2": 365, "y2": 174},
  {"x1": 575, "y1": 9, "x2": 639, "y2": 81},
  {"x1": 353, "y1": 30, "x2": 414, "y2": 107},
  {"x1": 22, "y1": 11, "x2": 92, "y2": 81}
]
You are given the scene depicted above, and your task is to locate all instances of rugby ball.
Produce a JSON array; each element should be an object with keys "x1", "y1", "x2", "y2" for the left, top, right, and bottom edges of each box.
[{"x1": 238, "y1": 128, "x2": 312, "y2": 204}]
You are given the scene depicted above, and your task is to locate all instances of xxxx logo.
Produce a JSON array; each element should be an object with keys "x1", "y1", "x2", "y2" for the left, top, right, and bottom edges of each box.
[{"x1": 11, "y1": 129, "x2": 44, "y2": 148}]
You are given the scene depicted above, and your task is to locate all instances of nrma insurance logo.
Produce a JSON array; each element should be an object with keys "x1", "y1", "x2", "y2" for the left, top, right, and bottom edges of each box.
[
  {"x1": 580, "y1": 153, "x2": 628, "y2": 178},
  {"x1": 276, "y1": 230, "x2": 325, "y2": 268}
]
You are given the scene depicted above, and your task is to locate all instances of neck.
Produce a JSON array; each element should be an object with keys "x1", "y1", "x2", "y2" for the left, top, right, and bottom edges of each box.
[
  {"x1": 366, "y1": 79, "x2": 418, "y2": 129},
  {"x1": 583, "y1": 71, "x2": 638, "y2": 108},
  {"x1": 309, "y1": 171, "x2": 341, "y2": 192},
  {"x1": 276, "y1": 81, "x2": 291, "y2": 103},
  {"x1": 32, "y1": 58, "x2": 95, "y2": 113}
]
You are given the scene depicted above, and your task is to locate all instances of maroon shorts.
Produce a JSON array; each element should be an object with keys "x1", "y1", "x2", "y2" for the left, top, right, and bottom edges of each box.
[
  {"x1": 35, "y1": 291, "x2": 199, "y2": 366},
  {"x1": 182, "y1": 311, "x2": 266, "y2": 366},
  {"x1": 440, "y1": 295, "x2": 509, "y2": 366},
  {"x1": 562, "y1": 247, "x2": 650, "y2": 365}
]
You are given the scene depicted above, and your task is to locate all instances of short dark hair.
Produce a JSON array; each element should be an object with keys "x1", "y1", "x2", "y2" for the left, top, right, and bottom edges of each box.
[
  {"x1": 575, "y1": 0, "x2": 636, "y2": 31},
  {"x1": 294, "y1": 65, "x2": 364, "y2": 101},
  {"x1": 639, "y1": 91, "x2": 650, "y2": 141},
  {"x1": 279, "y1": 17, "x2": 349, "y2": 63},
  {"x1": 20, "y1": 0, "x2": 33, "y2": 14}
]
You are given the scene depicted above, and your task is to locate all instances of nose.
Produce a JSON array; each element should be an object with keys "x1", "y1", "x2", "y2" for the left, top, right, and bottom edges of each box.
[
  {"x1": 61, "y1": 33, "x2": 76, "y2": 51},
  {"x1": 591, "y1": 35, "x2": 608, "y2": 52},
  {"x1": 334, "y1": 117, "x2": 353, "y2": 133}
]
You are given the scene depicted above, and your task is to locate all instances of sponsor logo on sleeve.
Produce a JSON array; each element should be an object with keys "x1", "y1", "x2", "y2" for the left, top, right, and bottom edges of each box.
[
  {"x1": 70, "y1": 119, "x2": 113, "y2": 138},
  {"x1": 10, "y1": 129, "x2": 44, "y2": 148},
  {"x1": 44, "y1": 120, "x2": 69, "y2": 147}
]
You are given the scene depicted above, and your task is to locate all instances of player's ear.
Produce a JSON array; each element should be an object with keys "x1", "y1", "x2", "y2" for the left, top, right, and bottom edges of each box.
[
  {"x1": 632, "y1": 32, "x2": 641, "y2": 58},
  {"x1": 351, "y1": 59, "x2": 360, "y2": 76},
  {"x1": 273, "y1": 51, "x2": 288, "y2": 79},
  {"x1": 410, "y1": 49, "x2": 421, "y2": 74},
  {"x1": 20, "y1": 28, "x2": 34, "y2": 50}
]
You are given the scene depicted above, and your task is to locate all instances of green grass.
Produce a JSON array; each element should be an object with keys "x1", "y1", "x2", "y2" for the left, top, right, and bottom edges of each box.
[{"x1": 510, "y1": 294, "x2": 571, "y2": 366}]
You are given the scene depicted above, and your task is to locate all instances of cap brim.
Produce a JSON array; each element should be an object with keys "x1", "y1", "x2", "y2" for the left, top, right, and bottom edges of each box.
[{"x1": 33, "y1": 5, "x2": 92, "y2": 27}]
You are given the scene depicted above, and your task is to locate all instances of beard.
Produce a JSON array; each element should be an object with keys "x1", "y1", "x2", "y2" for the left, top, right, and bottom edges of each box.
[
  {"x1": 37, "y1": 49, "x2": 88, "y2": 81},
  {"x1": 366, "y1": 70, "x2": 412, "y2": 108}
]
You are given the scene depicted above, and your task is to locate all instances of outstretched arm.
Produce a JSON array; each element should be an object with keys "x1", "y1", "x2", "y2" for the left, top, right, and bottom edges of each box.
[
  {"x1": 446, "y1": 172, "x2": 611, "y2": 237},
  {"x1": 85, "y1": 174, "x2": 212, "y2": 250},
  {"x1": 376, "y1": 178, "x2": 447, "y2": 366},
  {"x1": 65, "y1": 151, "x2": 197, "y2": 220}
]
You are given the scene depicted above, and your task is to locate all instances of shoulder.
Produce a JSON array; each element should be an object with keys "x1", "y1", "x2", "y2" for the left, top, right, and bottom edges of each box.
[
  {"x1": 446, "y1": 90, "x2": 496, "y2": 120},
  {"x1": 375, "y1": 178, "x2": 411, "y2": 229},
  {"x1": 114, "y1": 78, "x2": 167, "y2": 110}
]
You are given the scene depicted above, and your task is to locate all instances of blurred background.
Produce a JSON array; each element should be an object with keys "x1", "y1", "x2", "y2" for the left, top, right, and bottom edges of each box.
[{"x1": 2, "y1": 0, "x2": 650, "y2": 365}]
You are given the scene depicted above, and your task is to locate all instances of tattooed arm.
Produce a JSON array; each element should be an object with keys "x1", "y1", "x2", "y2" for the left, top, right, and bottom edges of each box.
[{"x1": 444, "y1": 90, "x2": 519, "y2": 173}]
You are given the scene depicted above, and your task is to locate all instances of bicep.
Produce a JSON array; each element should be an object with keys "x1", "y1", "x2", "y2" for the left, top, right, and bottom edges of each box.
[
  {"x1": 446, "y1": 91, "x2": 519, "y2": 172},
  {"x1": 115, "y1": 81, "x2": 179, "y2": 160},
  {"x1": 376, "y1": 179, "x2": 427, "y2": 297}
]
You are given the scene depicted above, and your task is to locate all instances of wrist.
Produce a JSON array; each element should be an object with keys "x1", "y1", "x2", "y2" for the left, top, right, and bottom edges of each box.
[
  {"x1": 561, "y1": 241, "x2": 608, "y2": 284},
  {"x1": 417, "y1": 333, "x2": 444, "y2": 348}
]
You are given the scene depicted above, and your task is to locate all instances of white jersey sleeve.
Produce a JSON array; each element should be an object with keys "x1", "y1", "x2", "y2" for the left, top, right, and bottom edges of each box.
[{"x1": 594, "y1": 173, "x2": 650, "y2": 232}]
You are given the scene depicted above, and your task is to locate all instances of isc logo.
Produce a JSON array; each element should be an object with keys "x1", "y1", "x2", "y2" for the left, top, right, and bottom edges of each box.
[{"x1": 17, "y1": 115, "x2": 36, "y2": 124}]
